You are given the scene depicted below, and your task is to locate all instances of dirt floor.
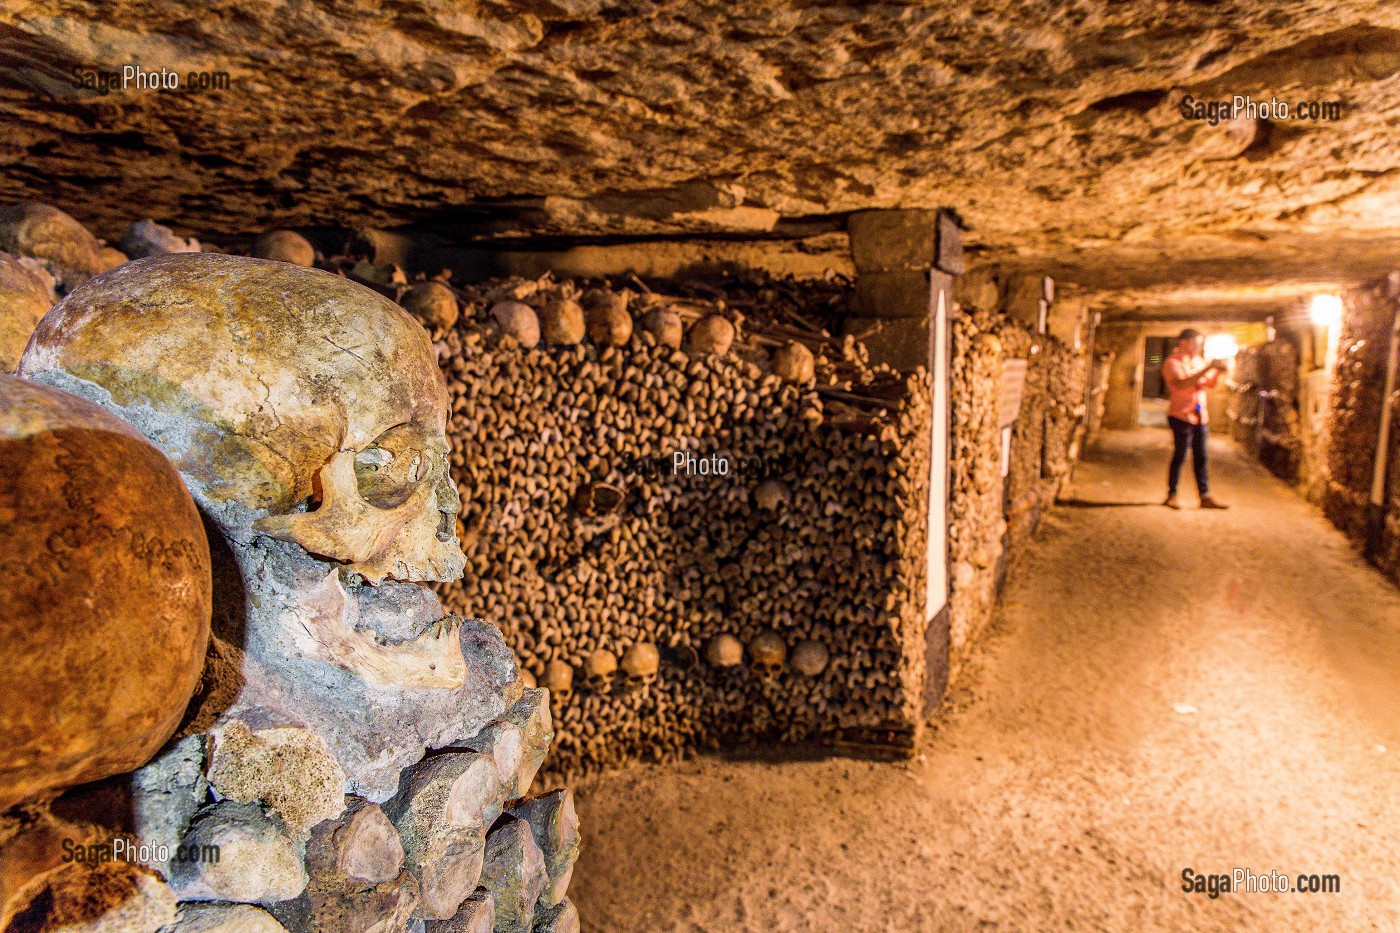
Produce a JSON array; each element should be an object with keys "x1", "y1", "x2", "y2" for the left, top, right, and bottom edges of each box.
[{"x1": 568, "y1": 429, "x2": 1400, "y2": 932}]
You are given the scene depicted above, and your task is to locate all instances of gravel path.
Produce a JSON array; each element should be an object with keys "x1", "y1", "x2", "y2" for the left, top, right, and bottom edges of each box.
[{"x1": 569, "y1": 429, "x2": 1400, "y2": 932}]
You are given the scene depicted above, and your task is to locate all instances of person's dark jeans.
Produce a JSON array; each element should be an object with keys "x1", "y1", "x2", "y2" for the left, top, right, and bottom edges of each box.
[{"x1": 1168, "y1": 416, "x2": 1209, "y2": 497}]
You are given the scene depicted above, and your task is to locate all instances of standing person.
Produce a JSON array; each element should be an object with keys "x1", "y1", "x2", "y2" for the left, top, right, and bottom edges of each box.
[{"x1": 1162, "y1": 328, "x2": 1229, "y2": 509}]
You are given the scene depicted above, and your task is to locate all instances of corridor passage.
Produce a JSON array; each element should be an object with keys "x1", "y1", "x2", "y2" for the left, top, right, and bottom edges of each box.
[{"x1": 571, "y1": 429, "x2": 1400, "y2": 932}]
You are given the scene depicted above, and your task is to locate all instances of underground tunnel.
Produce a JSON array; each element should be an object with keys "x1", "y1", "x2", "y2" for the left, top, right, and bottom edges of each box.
[{"x1": 1, "y1": 2, "x2": 1400, "y2": 931}]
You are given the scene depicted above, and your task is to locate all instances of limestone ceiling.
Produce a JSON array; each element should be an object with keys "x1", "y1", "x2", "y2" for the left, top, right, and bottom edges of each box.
[{"x1": 2, "y1": 0, "x2": 1399, "y2": 313}]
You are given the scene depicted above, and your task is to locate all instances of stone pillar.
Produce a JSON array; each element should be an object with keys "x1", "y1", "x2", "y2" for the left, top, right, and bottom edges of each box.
[
  {"x1": 844, "y1": 208, "x2": 963, "y2": 715},
  {"x1": 845, "y1": 209, "x2": 962, "y2": 372}
]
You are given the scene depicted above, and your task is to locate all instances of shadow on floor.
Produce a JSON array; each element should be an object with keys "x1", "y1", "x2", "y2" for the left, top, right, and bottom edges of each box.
[{"x1": 1057, "y1": 498, "x2": 1163, "y2": 509}]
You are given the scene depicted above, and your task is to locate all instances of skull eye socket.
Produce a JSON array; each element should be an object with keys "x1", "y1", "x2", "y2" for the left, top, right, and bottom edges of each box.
[{"x1": 354, "y1": 423, "x2": 429, "y2": 509}]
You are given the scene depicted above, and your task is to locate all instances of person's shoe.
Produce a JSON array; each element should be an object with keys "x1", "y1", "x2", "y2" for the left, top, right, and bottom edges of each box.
[
  {"x1": 1200, "y1": 496, "x2": 1229, "y2": 509},
  {"x1": 1164, "y1": 495, "x2": 1181, "y2": 509}
]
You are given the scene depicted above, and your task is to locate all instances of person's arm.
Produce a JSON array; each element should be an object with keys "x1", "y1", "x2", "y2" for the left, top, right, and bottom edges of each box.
[
  {"x1": 1198, "y1": 365, "x2": 1223, "y2": 390},
  {"x1": 1163, "y1": 357, "x2": 1219, "y2": 391}
]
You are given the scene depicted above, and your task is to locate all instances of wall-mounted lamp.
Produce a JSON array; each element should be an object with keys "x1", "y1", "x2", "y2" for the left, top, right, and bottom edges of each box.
[{"x1": 1309, "y1": 294, "x2": 1343, "y2": 329}]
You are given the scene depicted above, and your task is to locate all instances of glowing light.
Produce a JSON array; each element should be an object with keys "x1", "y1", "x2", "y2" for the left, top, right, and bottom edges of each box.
[
  {"x1": 1204, "y1": 334, "x2": 1238, "y2": 360},
  {"x1": 1310, "y1": 294, "x2": 1343, "y2": 329}
]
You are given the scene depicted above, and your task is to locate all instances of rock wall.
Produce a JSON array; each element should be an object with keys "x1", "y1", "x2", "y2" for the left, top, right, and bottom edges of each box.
[
  {"x1": 416, "y1": 274, "x2": 934, "y2": 780},
  {"x1": 1322, "y1": 281, "x2": 1400, "y2": 583}
]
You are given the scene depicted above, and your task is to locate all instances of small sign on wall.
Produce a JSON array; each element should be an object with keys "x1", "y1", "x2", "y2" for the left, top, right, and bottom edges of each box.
[{"x1": 999, "y1": 359, "x2": 1029, "y2": 428}]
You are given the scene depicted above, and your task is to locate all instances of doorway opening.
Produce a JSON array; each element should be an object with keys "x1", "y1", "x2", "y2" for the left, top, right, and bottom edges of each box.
[{"x1": 1138, "y1": 336, "x2": 1173, "y2": 426}]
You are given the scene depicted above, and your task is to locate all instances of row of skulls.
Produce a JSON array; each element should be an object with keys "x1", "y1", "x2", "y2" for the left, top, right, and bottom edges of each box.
[{"x1": 537, "y1": 632, "x2": 832, "y2": 702}]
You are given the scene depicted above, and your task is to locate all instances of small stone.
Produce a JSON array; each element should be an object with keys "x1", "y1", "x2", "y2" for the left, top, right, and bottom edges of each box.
[
  {"x1": 532, "y1": 898, "x2": 580, "y2": 933},
  {"x1": 170, "y1": 902, "x2": 289, "y2": 932},
  {"x1": 423, "y1": 889, "x2": 493, "y2": 933},
  {"x1": 507, "y1": 789, "x2": 579, "y2": 908},
  {"x1": 479, "y1": 816, "x2": 547, "y2": 933},
  {"x1": 206, "y1": 720, "x2": 347, "y2": 832},
  {"x1": 169, "y1": 800, "x2": 308, "y2": 905}
]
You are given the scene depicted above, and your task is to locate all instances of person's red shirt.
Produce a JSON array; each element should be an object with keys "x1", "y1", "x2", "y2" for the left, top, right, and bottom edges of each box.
[{"x1": 1163, "y1": 351, "x2": 1220, "y2": 424}]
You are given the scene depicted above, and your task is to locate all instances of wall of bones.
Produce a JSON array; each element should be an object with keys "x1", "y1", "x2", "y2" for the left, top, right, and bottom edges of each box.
[
  {"x1": 402, "y1": 272, "x2": 937, "y2": 779},
  {"x1": 0, "y1": 205, "x2": 1097, "y2": 930}
]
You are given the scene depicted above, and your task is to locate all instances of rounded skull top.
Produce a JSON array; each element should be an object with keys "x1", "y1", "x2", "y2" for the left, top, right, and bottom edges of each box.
[
  {"x1": 0, "y1": 374, "x2": 212, "y2": 808},
  {"x1": 18, "y1": 252, "x2": 465, "y2": 584},
  {"x1": 0, "y1": 203, "x2": 107, "y2": 291},
  {"x1": 0, "y1": 253, "x2": 55, "y2": 372}
]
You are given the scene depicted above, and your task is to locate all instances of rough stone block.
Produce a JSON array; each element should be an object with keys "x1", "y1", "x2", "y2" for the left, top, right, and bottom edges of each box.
[
  {"x1": 847, "y1": 208, "x2": 939, "y2": 272},
  {"x1": 424, "y1": 889, "x2": 494, "y2": 933},
  {"x1": 843, "y1": 316, "x2": 930, "y2": 372},
  {"x1": 479, "y1": 816, "x2": 548, "y2": 933},
  {"x1": 532, "y1": 898, "x2": 580, "y2": 933},
  {"x1": 130, "y1": 734, "x2": 209, "y2": 876},
  {"x1": 507, "y1": 789, "x2": 579, "y2": 908},
  {"x1": 852, "y1": 270, "x2": 933, "y2": 319},
  {"x1": 169, "y1": 800, "x2": 308, "y2": 905},
  {"x1": 384, "y1": 753, "x2": 502, "y2": 919},
  {"x1": 206, "y1": 719, "x2": 348, "y2": 833},
  {"x1": 308, "y1": 796, "x2": 404, "y2": 885},
  {"x1": 269, "y1": 870, "x2": 420, "y2": 933},
  {"x1": 171, "y1": 902, "x2": 289, "y2": 932},
  {"x1": 457, "y1": 689, "x2": 554, "y2": 800}
]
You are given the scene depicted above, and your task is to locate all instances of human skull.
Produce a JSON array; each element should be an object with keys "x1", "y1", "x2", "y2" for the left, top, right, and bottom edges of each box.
[
  {"x1": 0, "y1": 202, "x2": 106, "y2": 291},
  {"x1": 542, "y1": 659, "x2": 574, "y2": 704},
  {"x1": 790, "y1": 640, "x2": 830, "y2": 677},
  {"x1": 0, "y1": 375, "x2": 211, "y2": 808},
  {"x1": 748, "y1": 631, "x2": 787, "y2": 681},
  {"x1": 619, "y1": 642, "x2": 660, "y2": 689},
  {"x1": 540, "y1": 297, "x2": 585, "y2": 345},
  {"x1": 705, "y1": 634, "x2": 744, "y2": 669},
  {"x1": 583, "y1": 648, "x2": 618, "y2": 692},
  {"x1": 686, "y1": 314, "x2": 735, "y2": 356},
  {"x1": 753, "y1": 479, "x2": 791, "y2": 513},
  {"x1": 639, "y1": 307, "x2": 683, "y2": 349},
  {"x1": 254, "y1": 229, "x2": 316, "y2": 267},
  {"x1": 770, "y1": 341, "x2": 815, "y2": 384},
  {"x1": 403, "y1": 280, "x2": 459, "y2": 332},
  {"x1": 584, "y1": 291, "x2": 632, "y2": 346},
  {"x1": 1, "y1": 253, "x2": 56, "y2": 371},
  {"x1": 491, "y1": 300, "x2": 541, "y2": 348},
  {"x1": 20, "y1": 253, "x2": 465, "y2": 585}
]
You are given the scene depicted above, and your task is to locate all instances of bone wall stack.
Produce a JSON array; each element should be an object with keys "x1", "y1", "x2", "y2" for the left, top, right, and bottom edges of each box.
[
  {"x1": 416, "y1": 275, "x2": 934, "y2": 779},
  {"x1": 946, "y1": 284, "x2": 1093, "y2": 684}
]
